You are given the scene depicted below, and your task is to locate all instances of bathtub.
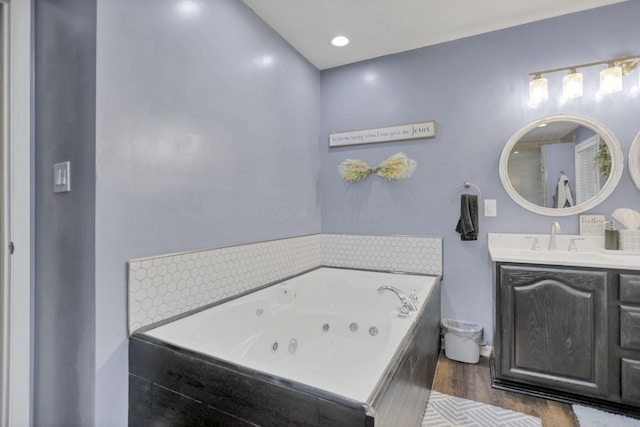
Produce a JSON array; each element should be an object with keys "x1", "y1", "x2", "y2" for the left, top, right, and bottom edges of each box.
[{"x1": 129, "y1": 267, "x2": 442, "y2": 426}]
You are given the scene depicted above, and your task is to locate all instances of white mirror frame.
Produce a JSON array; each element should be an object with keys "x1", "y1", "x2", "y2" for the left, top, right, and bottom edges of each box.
[
  {"x1": 630, "y1": 131, "x2": 640, "y2": 191},
  {"x1": 499, "y1": 114, "x2": 624, "y2": 216}
]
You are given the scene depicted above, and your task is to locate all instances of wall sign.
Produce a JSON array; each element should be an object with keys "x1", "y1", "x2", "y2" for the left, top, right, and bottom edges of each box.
[
  {"x1": 579, "y1": 215, "x2": 606, "y2": 235},
  {"x1": 329, "y1": 120, "x2": 436, "y2": 147}
]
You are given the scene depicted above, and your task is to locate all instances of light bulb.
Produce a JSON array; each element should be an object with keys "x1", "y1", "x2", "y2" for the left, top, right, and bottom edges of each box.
[
  {"x1": 600, "y1": 66, "x2": 622, "y2": 94},
  {"x1": 529, "y1": 77, "x2": 548, "y2": 105},
  {"x1": 562, "y1": 70, "x2": 583, "y2": 99}
]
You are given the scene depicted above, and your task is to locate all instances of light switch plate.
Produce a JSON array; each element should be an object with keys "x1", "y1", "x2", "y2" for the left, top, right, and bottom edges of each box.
[
  {"x1": 53, "y1": 161, "x2": 71, "y2": 193},
  {"x1": 484, "y1": 199, "x2": 497, "y2": 217}
]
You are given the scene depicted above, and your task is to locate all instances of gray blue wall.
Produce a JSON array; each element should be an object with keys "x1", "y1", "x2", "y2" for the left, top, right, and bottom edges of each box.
[
  {"x1": 34, "y1": 0, "x2": 97, "y2": 425},
  {"x1": 320, "y1": 1, "x2": 640, "y2": 347},
  {"x1": 33, "y1": 0, "x2": 640, "y2": 425},
  {"x1": 95, "y1": 0, "x2": 321, "y2": 424}
]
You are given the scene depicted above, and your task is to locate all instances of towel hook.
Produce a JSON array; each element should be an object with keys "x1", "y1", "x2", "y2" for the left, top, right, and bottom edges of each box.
[{"x1": 463, "y1": 181, "x2": 482, "y2": 199}]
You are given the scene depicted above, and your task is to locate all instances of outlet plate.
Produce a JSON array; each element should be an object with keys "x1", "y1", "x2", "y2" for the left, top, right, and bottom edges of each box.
[{"x1": 484, "y1": 199, "x2": 497, "y2": 217}]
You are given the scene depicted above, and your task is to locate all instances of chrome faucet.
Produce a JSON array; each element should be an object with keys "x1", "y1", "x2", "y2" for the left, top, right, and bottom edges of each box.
[
  {"x1": 548, "y1": 221, "x2": 561, "y2": 251},
  {"x1": 377, "y1": 285, "x2": 417, "y2": 314}
]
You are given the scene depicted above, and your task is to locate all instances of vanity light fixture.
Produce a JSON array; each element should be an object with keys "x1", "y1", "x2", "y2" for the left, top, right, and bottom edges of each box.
[
  {"x1": 599, "y1": 64, "x2": 622, "y2": 94},
  {"x1": 562, "y1": 69, "x2": 583, "y2": 99},
  {"x1": 528, "y1": 55, "x2": 639, "y2": 105},
  {"x1": 529, "y1": 74, "x2": 548, "y2": 105}
]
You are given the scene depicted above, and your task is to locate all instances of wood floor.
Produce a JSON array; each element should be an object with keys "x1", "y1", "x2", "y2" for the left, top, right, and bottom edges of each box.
[{"x1": 432, "y1": 353, "x2": 579, "y2": 426}]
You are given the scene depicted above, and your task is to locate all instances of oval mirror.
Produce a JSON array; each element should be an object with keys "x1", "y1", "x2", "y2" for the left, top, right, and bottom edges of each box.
[
  {"x1": 499, "y1": 114, "x2": 623, "y2": 216},
  {"x1": 630, "y1": 131, "x2": 640, "y2": 191}
]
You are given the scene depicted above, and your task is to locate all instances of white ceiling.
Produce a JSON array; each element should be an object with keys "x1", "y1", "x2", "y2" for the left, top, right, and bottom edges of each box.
[
  {"x1": 519, "y1": 122, "x2": 579, "y2": 143},
  {"x1": 242, "y1": 0, "x2": 627, "y2": 70}
]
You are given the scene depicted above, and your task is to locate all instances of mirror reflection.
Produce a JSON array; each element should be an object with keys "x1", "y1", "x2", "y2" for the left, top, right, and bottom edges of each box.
[
  {"x1": 500, "y1": 114, "x2": 623, "y2": 216},
  {"x1": 630, "y1": 131, "x2": 640, "y2": 191},
  {"x1": 506, "y1": 122, "x2": 611, "y2": 209}
]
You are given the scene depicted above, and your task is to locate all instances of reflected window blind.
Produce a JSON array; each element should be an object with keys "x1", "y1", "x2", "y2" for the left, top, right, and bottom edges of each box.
[{"x1": 575, "y1": 135, "x2": 601, "y2": 204}]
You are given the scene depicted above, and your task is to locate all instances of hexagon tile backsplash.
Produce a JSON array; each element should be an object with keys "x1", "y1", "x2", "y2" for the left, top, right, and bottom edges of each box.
[{"x1": 128, "y1": 233, "x2": 442, "y2": 333}]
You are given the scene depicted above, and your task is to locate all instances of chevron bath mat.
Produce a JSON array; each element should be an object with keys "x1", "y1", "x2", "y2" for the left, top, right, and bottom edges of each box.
[
  {"x1": 422, "y1": 391, "x2": 542, "y2": 426},
  {"x1": 573, "y1": 404, "x2": 639, "y2": 426}
]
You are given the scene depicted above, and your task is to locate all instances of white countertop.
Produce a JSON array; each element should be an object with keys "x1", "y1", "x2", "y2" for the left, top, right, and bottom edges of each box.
[{"x1": 488, "y1": 233, "x2": 640, "y2": 270}]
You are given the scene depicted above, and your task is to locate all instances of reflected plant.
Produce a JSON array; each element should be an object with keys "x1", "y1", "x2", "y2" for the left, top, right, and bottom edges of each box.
[{"x1": 597, "y1": 141, "x2": 611, "y2": 179}]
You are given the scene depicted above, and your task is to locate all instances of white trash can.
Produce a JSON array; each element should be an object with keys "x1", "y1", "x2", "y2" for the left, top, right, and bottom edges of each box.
[{"x1": 442, "y1": 318, "x2": 484, "y2": 364}]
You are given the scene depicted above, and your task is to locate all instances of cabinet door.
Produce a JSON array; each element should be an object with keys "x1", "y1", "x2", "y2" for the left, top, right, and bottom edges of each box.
[
  {"x1": 497, "y1": 265, "x2": 608, "y2": 398},
  {"x1": 621, "y1": 358, "x2": 640, "y2": 405}
]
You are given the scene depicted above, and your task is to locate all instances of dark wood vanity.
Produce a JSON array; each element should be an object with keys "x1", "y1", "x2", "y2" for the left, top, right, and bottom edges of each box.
[
  {"x1": 492, "y1": 262, "x2": 640, "y2": 417},
  {"x1": 492, "y1": 112, "x2": 639, "y2": 418}
]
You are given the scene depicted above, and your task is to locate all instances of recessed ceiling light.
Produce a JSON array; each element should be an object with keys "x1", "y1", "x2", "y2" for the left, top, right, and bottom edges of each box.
[{"x1": 331, "y1": 35, "x2": 350, "y2": 47}]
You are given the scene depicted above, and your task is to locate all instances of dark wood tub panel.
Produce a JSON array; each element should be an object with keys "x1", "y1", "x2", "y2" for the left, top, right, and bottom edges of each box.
[{"x1": 370, "y1": 279, "x2": 441, "y2": 427}]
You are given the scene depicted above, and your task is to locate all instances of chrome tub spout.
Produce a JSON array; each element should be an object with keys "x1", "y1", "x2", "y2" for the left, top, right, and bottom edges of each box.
[{"x1": 377, "y1": 285, "x2": 417, "y2": 314}]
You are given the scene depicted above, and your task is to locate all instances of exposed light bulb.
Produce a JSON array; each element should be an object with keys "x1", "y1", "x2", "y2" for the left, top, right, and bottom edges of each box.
[
  {"x1": 600, "y1": 65, "x2": 622, "y2": 94},
  {"x1": 529, "y1": 77, "x2": 548, "y2": 105},
  {"x1": 562, "y1": 70, "x2": 583, "y2": 99}
]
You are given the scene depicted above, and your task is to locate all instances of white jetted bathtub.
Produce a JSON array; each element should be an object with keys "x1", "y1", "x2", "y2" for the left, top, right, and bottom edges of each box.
[{"x1": 130, "y1": 267, "x2": 442, "y2": 427}]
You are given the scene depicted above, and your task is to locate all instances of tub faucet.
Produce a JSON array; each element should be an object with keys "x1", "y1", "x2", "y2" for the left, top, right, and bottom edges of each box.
[
  {"x1": 548, "y1": 221, "x2": 561, "y2": 251},
  {"x1": 377, "y1": 285, "x2": 417, "y2": 313}
]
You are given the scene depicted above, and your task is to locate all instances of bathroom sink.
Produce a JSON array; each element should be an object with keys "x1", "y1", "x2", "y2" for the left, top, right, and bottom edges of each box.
[{"x1": 488, "y1": 233, "x2": 640, "y2": 270}]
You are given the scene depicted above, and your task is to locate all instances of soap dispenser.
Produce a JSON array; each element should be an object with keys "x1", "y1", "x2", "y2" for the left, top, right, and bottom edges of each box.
[{"x1": 604, "y1": 221, "x2": 619, "y2": 250}]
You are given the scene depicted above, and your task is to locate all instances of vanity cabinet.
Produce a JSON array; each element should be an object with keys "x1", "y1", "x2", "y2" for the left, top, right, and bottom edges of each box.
[
  {"x1": 493, "y1": 263, "x2": 640, "y2": 416},
  {"x1": 620, "y1": 274, "x2": 640, "y2": 407}
]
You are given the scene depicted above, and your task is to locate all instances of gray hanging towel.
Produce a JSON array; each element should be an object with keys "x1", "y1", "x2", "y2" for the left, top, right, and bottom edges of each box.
[
  {"x1": 455, "y1": 194, "x2": 478, "y2": 241},
  {"x1": 552, "y1": 174, "x2": 574, "y2": 208}
]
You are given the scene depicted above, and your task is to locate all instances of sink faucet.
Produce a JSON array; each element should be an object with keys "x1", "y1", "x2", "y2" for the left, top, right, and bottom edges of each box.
[
  {"x1": 377, "y1": 285, "x2": 417, "y2": 313},
  {"x1": 548, "y1": 221, "x2": 561, "y2": 251}
]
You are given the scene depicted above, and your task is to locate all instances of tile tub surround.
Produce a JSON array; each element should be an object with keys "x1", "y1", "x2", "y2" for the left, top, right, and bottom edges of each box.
[
  {"x1": 322, "y1": 233, "x2": 442, "y2": 274},
  {"x1": 128, "y1": 233, "x2": 443, "y2": 333}
]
